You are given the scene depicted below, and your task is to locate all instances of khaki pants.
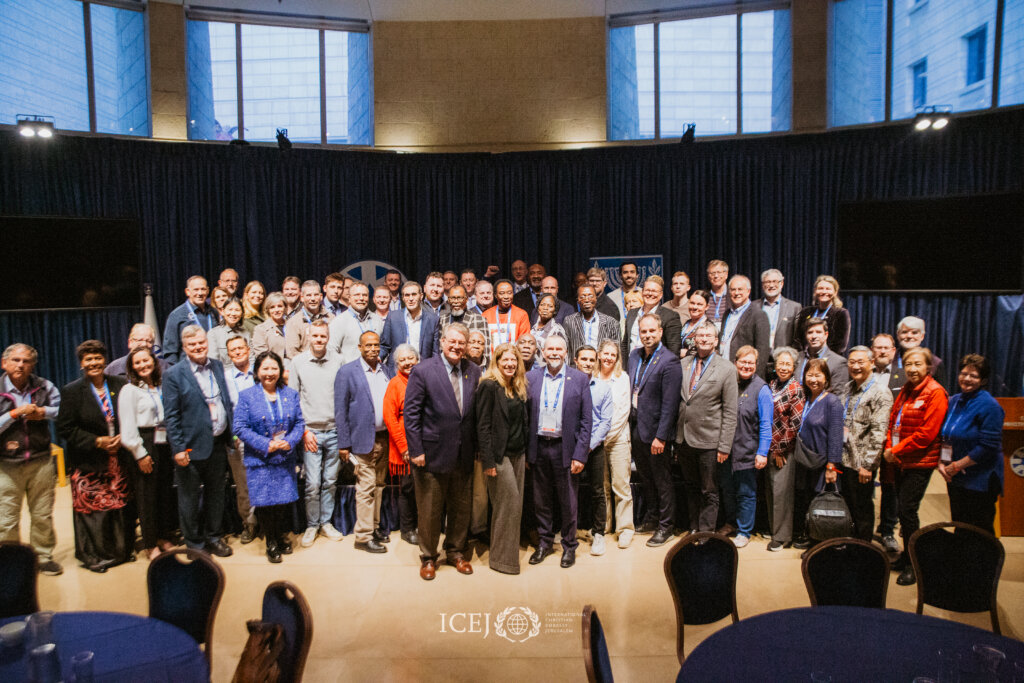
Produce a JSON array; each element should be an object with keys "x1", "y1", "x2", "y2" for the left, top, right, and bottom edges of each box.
[
  {"x1": 352, "y1": 432, "x2": 388, "y2": 542},
  {"x1": 603, "y1": 437, "x2": 634, "y2": 533},
  {"x1": 0, "y1": 457, "x2": 57, "y2": 560}
]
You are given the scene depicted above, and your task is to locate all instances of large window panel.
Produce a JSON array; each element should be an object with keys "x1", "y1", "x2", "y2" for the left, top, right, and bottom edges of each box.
[
  {"x1": 659, "y1": 15, "x2": 737, "y2": 137},
  {"x1": 241, "y1": 24, "x2": 321, "y2": 143},
  {"x1": 1001, "y1": 0, "x2": 1024, "y2": 106},
  {"x1": 829, "y1": 0, "x2": 887, "y2": 127},
  {"x1": 607, "y1": 24, "x2": 655, "y2": 140},
  {"x1": 188, "y1": 20, "x2": 238, "y2": 140},
  {"x1": 742, "y1": 10, "x2": 791, "y2": 133},
  {"x1": 325, "y1": 30, "x2": 372, "y2": 145},
  {"x1": 0, "y1": 0, "x2": 90, "y2": 131},
  {"x1": 91, "y1": 3, "x2": 149, "y2": 136}
]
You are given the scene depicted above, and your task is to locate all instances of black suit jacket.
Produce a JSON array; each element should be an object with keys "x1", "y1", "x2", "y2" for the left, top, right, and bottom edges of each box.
[
  {"x1": 595, "y1": 294, "x2": 621, "y2": 321},
  {"x1": 719, "y1": 304, "x2": 771, "y2": 378},
  {"x1": 56, "y1": 374, "x2": 130, "y2": 473},
  {"x1": 621, "y1": 306, "x2": 683, "y2": 360},
  {"x1": 473, "y1": 378, "x2": 527, "y2": 471},
  {"x1": 752, "y1": 296, "x2": 802, "y2": 350},
  {"x1": 512, "y1": 288, "x2": 541, "y2": 316}
]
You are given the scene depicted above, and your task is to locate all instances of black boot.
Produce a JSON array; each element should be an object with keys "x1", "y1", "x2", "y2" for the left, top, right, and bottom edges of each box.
[{"x1": 266, "y1": 537, "x2": 282, "y2": 564}]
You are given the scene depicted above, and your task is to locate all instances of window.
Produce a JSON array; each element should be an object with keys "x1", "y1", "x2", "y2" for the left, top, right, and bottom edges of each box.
[
  {"x1": 964, "y1": 27, "x2": 986, "y2": 86},
  {"x1": 186, "y1": 13, "x2": 372, "y2": 145},
  {"x1": 607, "y1": 7, "x2": 791, "y2": 140},
  {"x1": 912, "y1": 59, "x2": 928, "y2": 110},
  {"x1": 0, "y1": 0, "x2": 149, "y2": 136},
  {"x1": 828, "y1": 0, "x2": 887, "y2": 126}
]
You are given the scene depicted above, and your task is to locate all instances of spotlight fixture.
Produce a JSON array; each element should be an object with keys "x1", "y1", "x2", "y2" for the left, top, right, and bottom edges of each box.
[
  {"x1": 276, "y1": 128, "x2": 292, "y2": 150},
  {"x1": 912, "y1": 106, "x2": 952, "y2": 132},
  {"x1": 680, "y1": 123, "x2": 696, "y2": 144},
  {"x1": 16, "y1": 115, "x2": 56, "y2": 139}
]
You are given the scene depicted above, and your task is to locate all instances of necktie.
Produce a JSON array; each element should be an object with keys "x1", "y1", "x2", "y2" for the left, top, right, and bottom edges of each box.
[
  {"x1": 690, "y1": 357, "x2": 703, "y2": 394},
  {"x1": 451, "y1": 364, "x2": 463, "y2": 414}
]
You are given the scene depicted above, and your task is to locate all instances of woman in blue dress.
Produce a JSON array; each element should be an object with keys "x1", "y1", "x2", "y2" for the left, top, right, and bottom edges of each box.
[{"x1": 232, "y1": 351, "x2": 304, "y2": 563}]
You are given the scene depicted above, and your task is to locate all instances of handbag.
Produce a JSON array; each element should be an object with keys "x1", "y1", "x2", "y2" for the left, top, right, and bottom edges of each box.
[
  {"x1": 792, "y1": 435, "x2": 826, "y2": 469},
  {"x1": 805, "y1": 482, "x2": 853, "y2": 541}
]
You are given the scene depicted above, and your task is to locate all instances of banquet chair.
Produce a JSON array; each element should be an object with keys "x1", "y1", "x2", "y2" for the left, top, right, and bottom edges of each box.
[
  {"x1": 802, "y1": 537, "x2": 890, "y2": 608},
  {"x1": 0, "y1": 541, "x2": 39, "y2": 618},
  {"x1": 148, "y1": 548, "x2": 226, "y2": 667},
  {"x1": 581, "y1": 604, "x2": 614, "y2": 683},
  {"x1": 909, "y1": 521, "x2": 1005, "y2": 634},
  {"x1": 663, "y1": 532, "x2": 738, "y2": 666},
  {"x1": 261, "y1": 581, "x2": 313, "y2": 683}
]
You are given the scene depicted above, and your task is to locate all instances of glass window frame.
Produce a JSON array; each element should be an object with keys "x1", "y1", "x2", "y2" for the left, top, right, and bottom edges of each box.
[
  {"x1": 964, "y1": 25, "x2": 987, "y2": 87},
  {"x1": 184, "y1": 11, "x2": 372, "y2": 146}
]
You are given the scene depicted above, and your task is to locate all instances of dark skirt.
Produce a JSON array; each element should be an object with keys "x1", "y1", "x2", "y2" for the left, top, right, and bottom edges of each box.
[{"x1": 73, "y1": 507, "x2": 133, "y2": 571}]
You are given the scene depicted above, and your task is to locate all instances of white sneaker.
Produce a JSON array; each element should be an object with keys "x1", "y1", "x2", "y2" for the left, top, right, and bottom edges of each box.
[
  {"x1": 591, "y1": 533, "x2": 606, "y2": 556},
  {"x1": 732, "y1": 534, "x2": 750, "y2": 548},
  {"x1": 617, "y1": 529, "x2": 634, "y2": 549},
  {"x1": 321, "y1": 522, "x2": 344, "y2": 541},
  {"x1": 300, "y1": 526, "x2": 319, "y2": 548}
]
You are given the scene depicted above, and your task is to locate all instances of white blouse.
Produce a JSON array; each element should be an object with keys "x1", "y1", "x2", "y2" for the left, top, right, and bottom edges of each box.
[
  {"x1": 597, "y1": 371, "x2": 632, "y2": 445},
  {"x1": 117, "y1": 383, "x2": 165, "y2": 460}
]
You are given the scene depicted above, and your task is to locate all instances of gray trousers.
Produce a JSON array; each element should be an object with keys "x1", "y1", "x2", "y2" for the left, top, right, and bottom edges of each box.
[
  {"x1": 484, "y1": 454, "x2": 525, "y2": 574},
  {"x1": 226, "y1": 440, "x2": 255, "y2": 526},
  {"x1": 413, "y1": 465, "x2": 472, "y2": 563},
  {"x1": 765, "y1": 453, "x2": 797, "y2": 543},
  {"x1": 470, "y1": 460, "x2": 490, "y2": 536}
]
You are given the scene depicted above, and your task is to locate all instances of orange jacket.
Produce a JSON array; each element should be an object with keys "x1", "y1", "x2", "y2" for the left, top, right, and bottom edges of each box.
[
  {"x1": 885, "y1": 375, "x2": 948, "y2": 470},
  {"x1": 383, "y1": 373, "x2": 410, "y2": 475}
]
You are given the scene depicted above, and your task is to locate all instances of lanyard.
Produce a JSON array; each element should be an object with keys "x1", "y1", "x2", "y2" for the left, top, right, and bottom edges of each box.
[
  {"x1": 710, "y1": 290, "x2": 724, "y2": 313},
  {"x1": 721, "y1": 304, "x2": 748, "y2": 346},
  {"x1": 263, "y1": 390, "x2": 283, "y2": 431},
  {"x1": 583, "y1": 315, "x2": 597, "y2": 345},
  {"x1": 688, "y1": 353, "x2": 712, "y2": 391},
  {"x1": 844, "y1": 376, "x2": 876, "y2": 419},
  {"x1": 801, "y1": 391, "x2": 827, "y2": 425},
  {"x1": 91, "y1": 381, "x2": 114, "y2": 420},
  {"x1": 634, "y1": 344, "x2": 662, "y2": 390},
  {"x1": 763, "y1": 299, "x2": 779, "y2": 337},
  {"x1": 351, "y1": 309, "x2": 367, "y2": 333},
  {"x1": 195, "y1": 363, "x2": 217, "y2": 403},
  {"x1": 893, "y1": 392, "x2": 911, "y2": 435},
  {"x1": 145, "y1": 385, "x2": 163, "y2": 423},
  {"x1": 496, "y1": 308, "x2": 513, "y2": 343},
  {"x1": 186, "y1": 301, "x2": 214, "y2": 330},
  {"x1": 812, "y1": 304, "x2": 832, "y2": 319},
  {"x1": 941, "y1": 395, "x2": 969, "y2": 441},
  {"x1": 772, "y1": 377, "x2": 797, "y2": 402},
  {"x1": 543, "y1": 371, "x2": 565, "y2": 411}
]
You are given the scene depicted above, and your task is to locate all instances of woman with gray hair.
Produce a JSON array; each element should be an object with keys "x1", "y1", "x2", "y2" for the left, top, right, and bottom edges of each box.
[
  {"x1": 383, "y1": 343, "x2": 422, "y2": 545},
  {"x1": 764, "y1": 345, "x2": 805, "y2": 551}
]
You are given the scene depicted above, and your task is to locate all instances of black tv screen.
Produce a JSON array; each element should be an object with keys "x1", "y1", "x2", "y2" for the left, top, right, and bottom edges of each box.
[
  {"x1": 0, "y1": 216, "x2": 141, "y2": 310},
  {"x1": 836, "y1": 193, "x2": 1024, "y2": 292}
]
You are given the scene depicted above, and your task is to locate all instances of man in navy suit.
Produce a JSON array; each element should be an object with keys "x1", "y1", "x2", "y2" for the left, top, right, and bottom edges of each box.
[
  {"x1": 404, "y1": 322, "x2": 482, "y2": 580},
  {"x1": 335, "y1": 330, "x2": 394, "y2": 554},
  {"x1": 162, "y1": 324, "x2": 233, "y2": 556},
  {"x1": 162, "y1": 276, "x2": 218, "y2": 365},
  {"x1": 719, "y1": 275, "x2": 771, "y2": 378},
  {"x1": 380, "y1": 281, "x2": 440, "y2": 372},
  {"x1": 526, "y1": 334, "x2": 593, "y2": 568},
  {"x1": 627, "y1": 313, "x2": 682, "y2": 547}
]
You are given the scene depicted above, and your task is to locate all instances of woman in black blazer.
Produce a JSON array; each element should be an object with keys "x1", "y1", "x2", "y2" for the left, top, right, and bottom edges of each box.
[
  {"x1": 794, "y1": 275, "x2": 851, "y2": 355},
  {"x1": 474, "y1": 342, "x2": 529, "y2": 575},
  {"x1": 56, "y1": 340, "x2": 135, "y2": 572}
]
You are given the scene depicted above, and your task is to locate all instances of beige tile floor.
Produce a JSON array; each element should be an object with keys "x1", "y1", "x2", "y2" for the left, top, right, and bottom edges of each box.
[{"x1": 30, "y1": 477, "x2": 1024, "y2": 682}]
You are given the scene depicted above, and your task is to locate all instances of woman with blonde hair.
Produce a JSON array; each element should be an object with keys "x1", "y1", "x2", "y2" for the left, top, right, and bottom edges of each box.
[
  {"x1": 595, "y1": 338, "x2": 635, "y2": 548},
  {"x1": 794, "y1": 275, "x2": 851, "y2": 354},
  {"x1": 473, "y1": 343, "x2": 529, "y2": 574},
  {"x1": 241, "y1": 280, "x2": 266, "y2": 334}
]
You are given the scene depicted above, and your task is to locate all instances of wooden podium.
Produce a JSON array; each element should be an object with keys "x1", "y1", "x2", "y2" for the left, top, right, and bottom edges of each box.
[{"x1": 997, "y1": 398, "x2": 1024, "y2": 536}]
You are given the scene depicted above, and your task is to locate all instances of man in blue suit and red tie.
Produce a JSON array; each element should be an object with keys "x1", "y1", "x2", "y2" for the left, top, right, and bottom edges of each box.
[
  {"x1": 404, "y1": 322, "x2": 482, "y2": 580},
  {"x1": 335, "y1": 330, "x2": 394, "y2": 554},
  {"x1": 526, "y1": 334, "x2": 592, "y2": 569},
  {"x1": 627, "y1": 313, "x2": 682, "y2": 548},
  {"x1": 379, "y1": 281, "x2": 440, "y2": 372}
]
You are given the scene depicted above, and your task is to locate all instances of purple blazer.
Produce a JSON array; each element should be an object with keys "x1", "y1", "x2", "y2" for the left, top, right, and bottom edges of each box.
[
  {"x1": 525, "y1": 365, "x2": 593, "y2": 468},
  {"x1": 403, "y1": 355, "x2": 481, "y2": 474},
  {"x1": 334, "y1": 359, "x2": 394, "y2": 455}
]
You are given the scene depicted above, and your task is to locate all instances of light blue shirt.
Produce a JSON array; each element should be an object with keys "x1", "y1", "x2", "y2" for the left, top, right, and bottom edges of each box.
[
  {"x1": 0, "y1": 375, "x2": 60, "y2": 434},
  {"x1": 361, "y1": 359, "x2": 389, "y2": 431},
  {"x1": 190, "y1": 359, "x2": 227, "y2": 436},
  {"x1": 226, "y1": 363, "x2": 255, "y2": 408},
  {"x1": 720, "y1": 300, "x2": 751, "y2": 359},
  {"x1": 538, "y1": 362, "x2": 567, "y2": 438},
  {"x1": 405, "y1": 308, "x2": 423, "y2": 350},
  {"x1": 762, "y1": 298, "x2": 782, "y2": 346},
  {"x1": 588, "y1": 377, "x2": 613, "y2": 450}
]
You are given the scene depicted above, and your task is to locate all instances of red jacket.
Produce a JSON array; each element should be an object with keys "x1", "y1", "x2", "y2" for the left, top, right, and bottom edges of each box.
[{"x1": 885, "y1": 375, "x2": 948, "y2": 470}]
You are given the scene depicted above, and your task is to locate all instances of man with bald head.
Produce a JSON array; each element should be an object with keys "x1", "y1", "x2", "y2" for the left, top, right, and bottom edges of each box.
[
  {"x1": 163, "y1": 275, "x2": 217, "y2": 365},
  {"x1": 217, "y1": 268, "x2": 239, "y2": 296},
  {"x1": 471, "y1": 280, "x2": 493, "y2": 315},
  {"x1": 718, "y1": 275, "x2": 771, "y2": 378},
  {"x1": 510, "y1": 259, "x2": 529, "y2": 293},
  {"x1": 531, "y1": 276, "x2": 574, "y2": 325},
  {"x1": 106, "y1": 324, "x2": 169, "y2": 377}
]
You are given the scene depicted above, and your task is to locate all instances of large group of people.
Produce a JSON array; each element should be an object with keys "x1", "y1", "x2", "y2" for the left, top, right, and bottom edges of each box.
[{"x1": 0, "y1": 259, "x2": 1006, "y2": 586}]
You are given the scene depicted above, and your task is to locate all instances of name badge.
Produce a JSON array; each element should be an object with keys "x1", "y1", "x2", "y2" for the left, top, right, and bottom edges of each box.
[
  {"x1": 106, "y1": 417, "x2": 116, "y2": 438},
  {"x1": 632, "y1": 391, "x2": 639, "y2": 409},
  {"x1": 208, "y1": 400, "x2": 219, "y2": 422},
  {"x1": 272, "y1": 430, "x2": 286, "y2": 441},
  {"x1": 892, "y1": 428, "x2": 900, "y2": 447},
  {"x1": 540, "y1": 410, "x2": 558, "y2": 436},
  {"x1": 154, "y1": 427, "x2": 167, "y2": 444},
  {"x1": 940, "y1": 443, "x2": 953, "y2": 464},
  {"x1": 843, "y1": 426, "x2": 850, "y2": 443}
]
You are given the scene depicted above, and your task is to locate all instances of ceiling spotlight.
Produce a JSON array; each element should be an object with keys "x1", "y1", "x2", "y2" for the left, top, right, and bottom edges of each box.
[
  {"x1": 912, "y1": 106, "x2": 952, "y2": 132},
  {"x1": 276, "y1": 128, "x2": 292, "y2": 150},
  {"x1": 16, "y1": 115, "x2": 56, "y2": 140}
]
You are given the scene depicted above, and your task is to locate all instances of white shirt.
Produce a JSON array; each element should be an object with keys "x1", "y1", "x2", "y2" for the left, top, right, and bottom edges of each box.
[
  {"x1": 361, "y1": 359, "x2": 389, "y2": 431},
  {"x1": 189, "y1": 359, "x2": 227, "y2": 436},
  {"x1": 117, "y1": 384, "x2": 164, "y2": 460},
  {"x1": 405, "y1": 308, "x2": 423, "y2": 350},
  {"x1": 226, "y1": 364, "x2": 255, "y2": 408}
]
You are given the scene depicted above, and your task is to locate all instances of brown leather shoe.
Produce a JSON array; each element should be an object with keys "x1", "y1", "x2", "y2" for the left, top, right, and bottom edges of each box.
[
  {"x1": 420, "y1": 560, "x2": 436, "y2": 581},
  {"x1": 446, "y1": 556, "x2": 473, "y2": 575}
]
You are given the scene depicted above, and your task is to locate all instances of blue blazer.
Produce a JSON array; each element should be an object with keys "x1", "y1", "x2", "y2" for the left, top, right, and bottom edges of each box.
[
  {"x1": 525, "y1": 365, "x2": 593, "y2": 468},
  {"x1": 163, "y1": 357, "x2": 233, "y2": 460},
  {"x1": 334, "y1": 359, "x2": 394, "y2": 455},
  {"x1": 379, "y1": 308, "x2": 440, "y2": 371},
  {"x1": 627, "y1": 344, "x2": 682, "y2": 444},
  {"x1": 232, "y1": 385, "x2": 305, "y2": 467},
  {"x1": 162, "y1": 301, "x2": 217, "y2": 365},
  {"x1": 404, "y1": 355, "x2": 481, "y2": 474}
]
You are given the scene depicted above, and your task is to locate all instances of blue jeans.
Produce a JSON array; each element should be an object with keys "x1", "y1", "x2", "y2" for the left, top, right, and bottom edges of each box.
[
  {"x1": 718, "y1": 462, "x2": 757, "y2": 537},
  {"x1": 303, "y1": 429, "x2": 339, "y2": 528}
]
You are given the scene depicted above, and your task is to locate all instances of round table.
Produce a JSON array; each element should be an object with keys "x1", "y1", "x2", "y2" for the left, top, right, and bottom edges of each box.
[
  {"x1": 677, "y1": 606, "x2": 1024, "y2": 682},
  {"x1": 0, "y1": 611, "x2": 208, "y2": 682}
]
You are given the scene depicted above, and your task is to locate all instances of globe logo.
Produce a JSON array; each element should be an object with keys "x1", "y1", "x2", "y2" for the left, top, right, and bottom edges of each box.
[{"x1": 495, "y1": 606, "x2": 541, "y2": 643}]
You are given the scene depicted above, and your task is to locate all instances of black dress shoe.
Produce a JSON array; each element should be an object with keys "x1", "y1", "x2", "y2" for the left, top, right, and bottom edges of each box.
[
  {"x1": 205, "y1": 539, "x2": 233, "y2": 557},
  {"x1": 280, "y1": 538, "x2": 293, "y2": 555},
  {"x1": 373, "y1": 530, "x2": 391, "y2": 543},
  {"x1": 635, "y1": 521, "x2": 658, "y2": 535},
  {"x1": 239, "y1": 524, "x2": 256, "y2": 544},
  {"x1": 560, "y1": 549, "x2": 576, "y2": 568},
  {"x1": 529, "y1": 546, "x2": 554, "y2": 565},
  {"x1": 792, "y1": 536, "x2": 812, "y2": 550},
  {"x1": 401, "y1": 530, "x2": 420, "y2": 546},
  {"x1": 896, "y1": 565, "x2": 916, "y2": 586},
  {"x1": 354, "y1": 539, "x2": 388, "y2": 554},
  {"x1": 86, "y1": 564, "x2": 108, "y2": 574},
  {"x1": 647, "y1": 529, "x2": 672, "y2": 547},
  {"x1": 265, "y1": 539, "x2": 282, "y2": 564}
]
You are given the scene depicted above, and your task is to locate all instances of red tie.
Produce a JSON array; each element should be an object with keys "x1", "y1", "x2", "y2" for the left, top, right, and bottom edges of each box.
[{"x1": 690, "y1": 357, "x2": 703, "y2": 393}]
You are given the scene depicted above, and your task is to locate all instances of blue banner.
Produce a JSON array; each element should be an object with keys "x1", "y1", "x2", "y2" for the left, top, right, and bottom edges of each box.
[{"x1": 588, "y1": 254, "x2": 664, "y2": 294}]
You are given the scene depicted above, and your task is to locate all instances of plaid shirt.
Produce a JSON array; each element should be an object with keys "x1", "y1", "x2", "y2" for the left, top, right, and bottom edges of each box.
[
  {"x1": 769, "y1": 377, "x2": 805, "y2": 459},
  {"x1": 439, "y1": 309, "x2": 491, "y2": 363}
]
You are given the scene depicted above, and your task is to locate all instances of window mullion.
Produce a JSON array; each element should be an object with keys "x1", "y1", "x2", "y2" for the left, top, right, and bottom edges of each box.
[
  {"x1": 992, "y1": 0, "x2": 1005, "y2": 108},
  {"x1": 235, "y1": 23, "x2": 244, "y2": 140},
  {"x1": 884, "y1": 0, "x2": 893, "y2": 122},
  {"x1": 83, "y1": 2, "x2": 97, "y2": 133},
  {"x1": 654, "y1": 22, "x2": 661, "y2": 139},
  {"x1": 736, "y1": 13, "x2": 742, "y2": 134},
  {"x1": 320, "y1": 29, "x2": 327, "y2": 144}
]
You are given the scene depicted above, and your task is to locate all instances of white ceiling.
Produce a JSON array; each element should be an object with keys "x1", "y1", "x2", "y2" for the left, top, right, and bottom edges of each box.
[{"x1": 160, "y1": 0, "x2": 763, "y2": 22}]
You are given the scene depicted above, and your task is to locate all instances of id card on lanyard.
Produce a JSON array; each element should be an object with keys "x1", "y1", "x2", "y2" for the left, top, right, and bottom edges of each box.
[
  {"x1": 148, "y1": 386, "x2": 167, "y2": 444},
  {"x1": 540, "y1": 373, "x2": 564, "y2": 435},
  {"x1": 91, "y1": 381, "x2": 116, "y2": 437},
  {"x1": 265, "y1": 392, "x2": 286, "y2": 441},
  {"x1": 939, "y1": 396, "x2": 964, "y2": 464},
  {"x1": 633, "y1": 344, "x2": 661, "y2": 409}
]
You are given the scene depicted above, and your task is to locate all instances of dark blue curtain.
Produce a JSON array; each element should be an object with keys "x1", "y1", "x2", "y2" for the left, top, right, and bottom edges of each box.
[{"x1": 1, "y1": 109, "x2": 1022, "y2": 393}]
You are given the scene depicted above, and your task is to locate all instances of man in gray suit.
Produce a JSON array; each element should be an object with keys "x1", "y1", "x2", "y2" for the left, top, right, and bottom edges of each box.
[
  {"x1": 796, "y1": 318, "x2": 849, "y2": 400},
  {"x1": 752, "y1": 268, "x2": 802, "y2": 351},
  {"x1": 676, "y1": 321, "x2": 738, "y2": 532}
]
